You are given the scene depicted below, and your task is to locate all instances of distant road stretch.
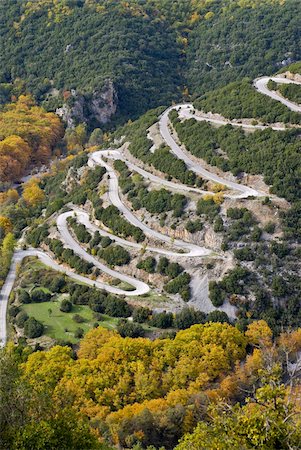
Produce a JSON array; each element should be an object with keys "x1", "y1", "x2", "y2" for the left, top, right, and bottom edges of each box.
[{"x1": 254, "y1": 76, "x2": 301, "y2": 113}]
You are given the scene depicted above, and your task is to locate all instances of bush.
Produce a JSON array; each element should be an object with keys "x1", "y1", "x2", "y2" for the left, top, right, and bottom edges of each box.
[
  {"x1": 206, "y1": 310, "x2": 230, "y2": 323},
  {"x1": 99, "y1": 245, "x2": 130, "y2": 266},
  {"x1": 150, "y1": 312, "x2": 173, "y2": 329},
  {"x1": 104, "y1": 297, "x2": 132, "y2": 318},
  {"x1": 185, "y1": 219, "x2": 203, "y2": 233},
  {"x1": 49, "y1": 276, "x2": 66, "y2": 293},
  {"x1": 165, "y1": 272, "x2": 191, "y2": 300},
  {"x1": 209, "y1": 281, "x2": 225, "y2": 307},
  {"x1": 24, "y1": 317, "x2": 44, "y2": 338},
  {"x1": 72, "y1": 314, "x2": 85, "y2": 323},
  {"x1": 165, "y1": 262, "x2": 183, "y2": 279},
  {"x1": 60, "y1": 299, "x2": 73, "y2": 313},
  {"x1": 173, "y1": 308, "x2": 206, "y2": 330},
  {"x1": 100, "y1": 236, "x2": 112, "y2": 248},
  {"x1": 197, "y1": 198, "x2": 220, "y2": 219},
  {"x1": 74, "y1": 328, "x2": 84, "y2": 339},
  {"x1": 133, "y1": 307, "x2": 152, "y2": 323},
  {"x1": 18, "y1": 289, "x2": 31, "y2": 304},
  {"x1": 9, "y1": 305, "x2": 20, "y2": 318},
  {"x1": 117, "y1": 319, "x2": 145, "y2": 338},
  {"x1": 137, "y1": 257, "x2": 156, "y2": 273},
  {"x1": 30, "y1": 288, "x2": 51, "y2": 303},
  {"x1": 15, "y1": 311, "x2": 29, "y2": 328}
]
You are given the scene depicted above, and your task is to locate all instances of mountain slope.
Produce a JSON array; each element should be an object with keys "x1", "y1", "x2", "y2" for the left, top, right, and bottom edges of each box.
[{"x1": 0, "y1": 0, "x2": 300, "y2": 124}]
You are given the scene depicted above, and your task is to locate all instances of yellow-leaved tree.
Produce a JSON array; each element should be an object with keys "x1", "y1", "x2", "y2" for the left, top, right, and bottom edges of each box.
[{"x1": 22, "y1": 179, "x2": 45, "y2": 206}]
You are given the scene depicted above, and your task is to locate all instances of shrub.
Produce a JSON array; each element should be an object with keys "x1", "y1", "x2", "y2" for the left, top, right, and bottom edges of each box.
[
  {"x1": 74, "y1": 328, "x2": 84, "y2": 339},
  {"x1": 60, "y1": 299, "x2": 73, "y2": 313},
  {"x1": 104, "y1": 297, "x2": 132, "y2": 318},
  {"x1": 185, "y1": 219, "x2": 203, "y2": 233},
  {"x1": 15, "y1": 311, "x2": 29, "y2": 328},
  {"x1": 137, "y1": 257, "x2": 156, "y2": 273},
  {"x1": 24, "y1": 317, "x2": 44, "y2": 338},
  {"x1": 209, "y1": 281, "x2": 225, "y2": 307},
  {"x1": 30, "y1": 288, "x2": 51, "y2": 303},
  {"x1": 150, "y1": 312, "x2": 173, "y2": 328},
  {"x1": 206, "y1": 310, "x2": 230, "y2": 323},
  {"x1": 173, "y1": 307, "x2": 206, "y2": 330},
  {"x1": 18, "y1": 289, "x2": 31, "y2": 304},
  {"x1": 72, "y1": 314, "x2": 85, "y2": 323},
  {"x1": 117, "y1": 319, "x2": 145, "y2": 338},
  {"x1": 9, "y1": 305, "x2": 20, "y2": 318},
  {"x1": 99, "y1": 245, "x2": 130, "y2": 266},
  {"x1": 133, "y1": 307, "x2": 152, "y2": 323},
  {"x1": 197, "y1": 198, "x2": 220, "y2": 219}
]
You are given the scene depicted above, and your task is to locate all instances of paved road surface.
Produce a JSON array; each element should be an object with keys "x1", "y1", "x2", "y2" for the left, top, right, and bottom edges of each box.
[
  {"x1": 177, "y1": 103, "x2": 287, "y2": 131},
  {"x1": 94, "y1": 149, "x2": 210, "y2": 195},
  {"x1": 254, "y1": 76, "x2": 301, "y2": 113},
  {"x1": 1, "y1": 75, "x2": 300, "y2": 347},
  {"x1": 0, "y1": 245, "x2": 150, "y2": 348},
  {"x1": 89, "y1": 152, "x2": 211, "y2": 257},
  {"x1": 159, "y1": 107, "x2": 261, "y2": 199}
]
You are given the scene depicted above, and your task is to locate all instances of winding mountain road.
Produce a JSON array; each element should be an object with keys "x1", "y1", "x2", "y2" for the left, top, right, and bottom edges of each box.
[
  {"x1": 72, "y1": 206, "x2": 208, "y2": 257},
  {"x1": 1, "y1": 74, "x2": 300, "y2": 347},
  {"x1": 0, "y1": 247, "x2": 149, "y2": 347},
  {"x1": 92, "y1": 149, "x2": 209, "y2": 195},
  {"x1": 254, "y1": 76, "x2": 301, "y2": 112},
  {"x1": 159, "y1": 107, "x2": 261, "y2": 199},
  {"x1": 89, "y1": 151, "x2": 211, "y2": 257}
]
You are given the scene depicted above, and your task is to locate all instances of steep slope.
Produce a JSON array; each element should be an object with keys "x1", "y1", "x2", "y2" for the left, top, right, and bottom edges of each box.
[{"x1": 0, "y1": 1, "x2": 300, "y2": 124}]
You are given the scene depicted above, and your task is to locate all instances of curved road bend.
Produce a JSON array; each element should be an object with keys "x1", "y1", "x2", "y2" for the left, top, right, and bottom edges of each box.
[
  {"x1": 88, "y1": 153, "x2": 211, "y2": 257},
  {"x1": 72, "y1": 206, "x2": 208, "y2": 257},
  {"x1": 254, "y1": 76, "x2": 301, "y2": 113},
  {"x1": 159, "y1": 107, "x2": 260, "y2": 199},
  {"x1": 0, "y1": 247, "x2": 150, "y2": 347}
]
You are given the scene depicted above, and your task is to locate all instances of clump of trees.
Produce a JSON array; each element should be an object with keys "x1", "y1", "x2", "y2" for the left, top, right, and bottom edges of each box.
[
  {"x1": 98, "y1": 245, "x2": 130, "y2": 266},
  {"x1": 46, "y1": 238, "x2": 94, "y2": 275},
  {"x1": 0, "y1": 96, "x2": 63, "y2": 184},
  {"x1": 95, "y1": 205, "x2": 145, "y2": 242}
]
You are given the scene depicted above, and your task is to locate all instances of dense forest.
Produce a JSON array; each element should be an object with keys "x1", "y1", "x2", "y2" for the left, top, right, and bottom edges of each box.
[
  {"x1": 0, "y1": 0, "x2": 300, "y2": 123},
  {"x1": 2, "y1": 321, "x2": 301, "y2": 449},
  {"x1": 0, "y1": 96, "x2": 63, "y2": 184}
]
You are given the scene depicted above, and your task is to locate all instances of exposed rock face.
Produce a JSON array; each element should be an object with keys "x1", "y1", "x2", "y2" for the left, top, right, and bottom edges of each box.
[
  {"x1": 56, "y1": 79, "x2": 117, "y2": 128},
  {"x1": 277, "y1": 71, "x2": 301, "y2": 83},
  {"x1": 90, "y1": 80, "x2": 117, "y2": 124}
]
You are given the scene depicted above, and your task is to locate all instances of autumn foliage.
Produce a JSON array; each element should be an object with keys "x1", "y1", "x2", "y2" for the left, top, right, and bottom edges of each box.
[
  {"x1": 3, "y1": 320, "x2": 301, "y2": 448},
  {"x1": 22, "y1": 323, "x2": 247, "y2": 446},
  {"x1": 0, "y1": 95, "x2": 63, "y2": 183}
]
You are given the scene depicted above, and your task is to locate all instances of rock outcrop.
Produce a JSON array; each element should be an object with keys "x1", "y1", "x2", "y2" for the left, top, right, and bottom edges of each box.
[{"x1": 56, "y1": 79, "x2": 117, "y2": 128}]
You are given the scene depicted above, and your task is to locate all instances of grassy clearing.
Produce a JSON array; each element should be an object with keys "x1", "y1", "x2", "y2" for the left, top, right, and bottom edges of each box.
[{"x1": 23, "y1": 297, "x2": 118, "y2": 342}]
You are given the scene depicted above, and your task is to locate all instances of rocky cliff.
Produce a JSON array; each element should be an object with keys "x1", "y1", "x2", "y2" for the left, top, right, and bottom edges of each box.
[{"x1": 56, "y1": 79, "x2": 117, "y2": 128}]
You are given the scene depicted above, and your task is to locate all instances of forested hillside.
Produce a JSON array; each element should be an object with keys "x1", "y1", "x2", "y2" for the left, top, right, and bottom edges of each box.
[
  {"x1": 2, "y1": 321, "x2": 301, "y2": 449},
  {"x1": 0, "y1": 96, "x2": 63, "y2": 184},
  {"x1": 1, "y1": 1, "x2": 301, "y2": 449},
  {"x1": 0, "y1": 0, "x2": 300, "y2": 123}
]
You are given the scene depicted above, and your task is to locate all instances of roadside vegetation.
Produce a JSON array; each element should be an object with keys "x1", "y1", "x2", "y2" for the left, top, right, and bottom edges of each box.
[{"x1": 171, "y1": 110, "x2": 301, "y2": 202}]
